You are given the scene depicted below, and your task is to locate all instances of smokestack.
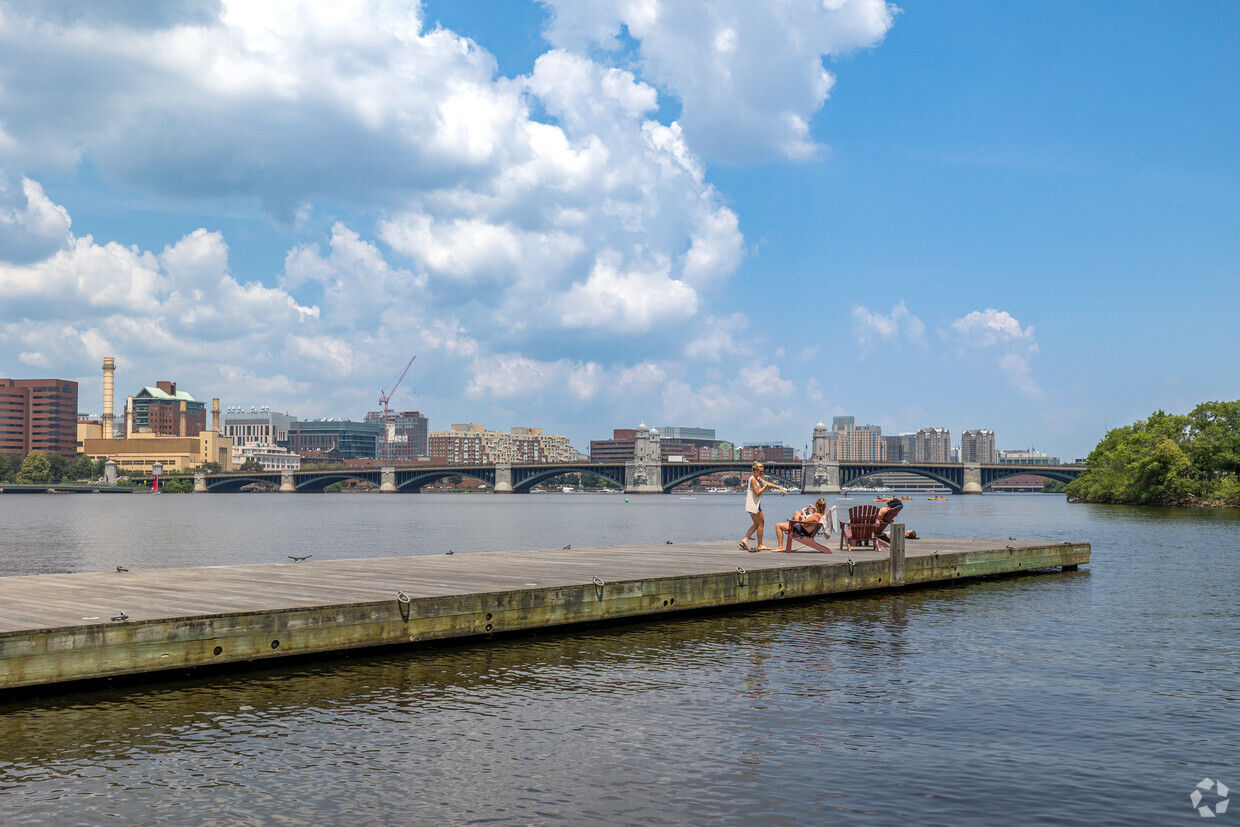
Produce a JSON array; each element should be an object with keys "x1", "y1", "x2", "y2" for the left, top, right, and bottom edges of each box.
[
  {"x1": 102, "y1": 357, "x2": 115, "y2": 437},
  {"x1": 124, "y1": 396, "x2": 133, "y2": 438},
  {"x1": 179, "y1": 400, "x2": 187, "y2": 437},
  {"x1": 212, "y1": 398, "x2": 220, "y2": 432}
]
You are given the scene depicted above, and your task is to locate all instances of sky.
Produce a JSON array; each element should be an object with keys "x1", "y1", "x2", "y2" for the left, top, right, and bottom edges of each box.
[{"x1": 1, "y1": 0, "x2": 1237, "y2": 461}]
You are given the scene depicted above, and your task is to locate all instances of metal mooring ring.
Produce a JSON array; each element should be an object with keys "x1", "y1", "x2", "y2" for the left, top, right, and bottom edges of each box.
[
  {"x1": 592, "y1": 576, "x2": 605, "y2": 587},
  {"x1": 396, "y1": 591, "x2": 411, "y2": 604}
]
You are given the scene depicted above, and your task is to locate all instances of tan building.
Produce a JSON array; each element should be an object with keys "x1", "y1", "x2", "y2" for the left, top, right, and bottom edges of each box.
[{"x1": 81, "y1": 430, "x2": 234, "y2": 474}]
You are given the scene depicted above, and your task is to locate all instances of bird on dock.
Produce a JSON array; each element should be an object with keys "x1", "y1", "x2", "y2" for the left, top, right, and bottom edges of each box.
[
  {"x1": 445, "y1": 550, "x2": 454, "y2": 555},
  {"x1": 116, "y1": 566, "x2": 128, "y2": 572},
  {"x1": 665, "y1": 540, "x2": 674, "y2": 544},
  {"x1": 288, "y1": 554, "x2": 312, "y2": 562},
  {"x1": 563, "y1": 544, "x2": 572, "y2": 549},
  {"x1": 112, "y1": 611, "x2": 128, "y2": 621}
]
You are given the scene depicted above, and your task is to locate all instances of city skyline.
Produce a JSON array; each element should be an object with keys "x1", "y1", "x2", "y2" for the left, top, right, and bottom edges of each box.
[{"x1": 1, "y1": 2, "x2": 1236, "y2": 461}]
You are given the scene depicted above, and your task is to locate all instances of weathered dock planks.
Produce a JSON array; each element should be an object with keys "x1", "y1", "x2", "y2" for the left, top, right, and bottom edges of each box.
[{"x1": 0, "y1": 537, "x2": 1089, "y2": 691}]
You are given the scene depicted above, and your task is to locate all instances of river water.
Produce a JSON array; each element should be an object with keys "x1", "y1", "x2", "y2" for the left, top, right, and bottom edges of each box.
[{"x1": 0, "y1": 492, "x2": 1236, "y2": 824}]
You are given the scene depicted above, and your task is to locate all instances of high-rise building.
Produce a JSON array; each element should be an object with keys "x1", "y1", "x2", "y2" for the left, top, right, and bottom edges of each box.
[
  {"x1": 364, "y1": 410, "x2": 429, "y2": 461},
  {"x1": 0, "y1": 378, "x2": 79, "y2": 457},
  {"x1": 916, "y1": 428, "x2": 952, "y2": 463},
  {"x1": 960, "y1": 429, "x2": 997, "y2": 464}
]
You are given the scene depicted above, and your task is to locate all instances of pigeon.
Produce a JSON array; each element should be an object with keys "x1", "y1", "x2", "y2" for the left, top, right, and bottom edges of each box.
[
  {"x1": 288, "y1": 554, "x2": 312, "y2": 562},
  {"x1": 116, "y1": 566, "x2": 128, "y2": 572}
]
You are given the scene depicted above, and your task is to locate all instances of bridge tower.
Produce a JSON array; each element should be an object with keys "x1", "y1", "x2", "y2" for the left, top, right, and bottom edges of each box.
[
  {"x1": 802, "y1": 421, "x2": 841, "y2": 495},
  {"x1": 625, "y1": 423, "x2": 663, "y2": 494}
]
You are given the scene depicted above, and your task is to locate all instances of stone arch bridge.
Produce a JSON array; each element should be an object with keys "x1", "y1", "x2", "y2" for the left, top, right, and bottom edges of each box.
[{"x1": 190, "y1": 460, "x2": 1083, "y2": 495}]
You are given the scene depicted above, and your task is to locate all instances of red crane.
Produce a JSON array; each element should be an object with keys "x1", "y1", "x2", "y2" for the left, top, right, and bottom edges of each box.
[{"x1": 379, "y1": 355, "x2": 416, "y2": 461}]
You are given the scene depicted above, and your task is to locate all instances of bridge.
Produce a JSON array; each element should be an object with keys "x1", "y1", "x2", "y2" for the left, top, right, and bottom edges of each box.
[{"x1": 189, "y1": 459, "x2": 1083, "y2": 495}]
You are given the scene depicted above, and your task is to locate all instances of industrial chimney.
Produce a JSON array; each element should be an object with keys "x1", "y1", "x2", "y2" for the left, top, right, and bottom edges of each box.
[
  {"x1": 102, "y1": 357, "x2": 115, "y2": 437},
  {"x1": 212, "y1": 398, "x2": 220, "y2": 432}
]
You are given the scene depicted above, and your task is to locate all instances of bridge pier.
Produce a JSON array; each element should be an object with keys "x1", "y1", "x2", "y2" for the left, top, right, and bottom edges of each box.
[
  {"x1": 193, "y1": 472, "x2": 207, "y2": 493},
  {"x1": 493, "y1": 463, "x2": 513, "y2": 494},
  {"x1": 962, "y1": 463, "x2": 983, "y2": 494},
  {"x1": 625, "y1": 461, "x2": 663, "y2": 494},
  {"x1": 380, "y1": 467, "x2": 397, "y2": 493},
  {"x1": 279, "y1": 471, "x2": 297, "y2": 494}
]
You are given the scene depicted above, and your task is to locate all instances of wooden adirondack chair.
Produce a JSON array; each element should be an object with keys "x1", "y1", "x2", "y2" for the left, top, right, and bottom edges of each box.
[
  {"x1": 780, "y1": 505, "x2": 837, "y2": 553},
  {"x1": 839, "y1": 505, "x2": 881, "y2": 551}
]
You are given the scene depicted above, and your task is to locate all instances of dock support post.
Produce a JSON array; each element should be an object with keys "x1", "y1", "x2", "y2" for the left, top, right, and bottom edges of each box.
[
  {"x1": 279, "y1": 471, "x2": 296, "y2": 493},
  {"x1": 494, "y1": 463, "x2": 513, "y2": 494},
  {"x1": 193, "y1": 472, "x2": 207, "y2": 493},
  {"x1": 962, "y1": 464, "x2": 983, "y2": 494},
  {"x1": 889, "y1": 523, "x2": 906, "y2": 586},
  {"x1": 380, "y1": 467, "x2": 397, "y2": 493}
]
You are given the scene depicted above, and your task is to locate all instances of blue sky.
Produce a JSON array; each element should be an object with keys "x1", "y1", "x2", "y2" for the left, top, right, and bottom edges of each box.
[{"x1": 1, "y1": 0, "x2": 1236, "y2": 460}]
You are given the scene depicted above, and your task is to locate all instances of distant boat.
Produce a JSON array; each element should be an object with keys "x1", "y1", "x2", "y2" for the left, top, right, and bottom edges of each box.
[
  {"x1": 928, "y1": 496, "x2": 948, "y2": 501},
  {"x1": 562, "y1": 486, "x2": 575, "y2": 493}
]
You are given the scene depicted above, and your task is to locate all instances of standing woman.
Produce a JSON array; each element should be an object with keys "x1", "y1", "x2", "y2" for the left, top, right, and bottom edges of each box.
[{"x1": 741, "y1": 462, "x2": 785, "y2": 551}]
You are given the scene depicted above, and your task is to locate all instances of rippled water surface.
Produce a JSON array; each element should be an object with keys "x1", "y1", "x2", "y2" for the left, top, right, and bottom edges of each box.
[{"x1": 0, "y1": 493, "x2": 1236, "y2": 824}]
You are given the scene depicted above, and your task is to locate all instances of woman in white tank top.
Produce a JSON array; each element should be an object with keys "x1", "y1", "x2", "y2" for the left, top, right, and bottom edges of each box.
[{"x1": 741, "y1": 462, "x2": 785, "y2": 551}]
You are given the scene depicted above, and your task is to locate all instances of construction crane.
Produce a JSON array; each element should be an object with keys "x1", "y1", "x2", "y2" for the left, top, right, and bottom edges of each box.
[{"x1": 379, "y1": 355, "x2": 416, "y2": 461}]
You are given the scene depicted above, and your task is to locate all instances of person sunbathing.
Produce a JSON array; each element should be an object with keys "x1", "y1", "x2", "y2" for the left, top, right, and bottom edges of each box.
[{"x1": 774, "y1": 498, "x2": 827, "y2": 549}]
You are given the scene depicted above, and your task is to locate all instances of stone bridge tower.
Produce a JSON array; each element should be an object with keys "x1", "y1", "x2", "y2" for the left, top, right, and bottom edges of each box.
[
  {"x1": 625, "y1": 423, "x2": 663, "y2": 494},
  {"x1": 802, "y1": 421, "x2": 841, "y2": 494}
]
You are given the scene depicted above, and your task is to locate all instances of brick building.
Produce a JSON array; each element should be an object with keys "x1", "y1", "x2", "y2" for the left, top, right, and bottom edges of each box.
[{"x1": 0, "y1": 378, "x2": 79, "y2": 458}]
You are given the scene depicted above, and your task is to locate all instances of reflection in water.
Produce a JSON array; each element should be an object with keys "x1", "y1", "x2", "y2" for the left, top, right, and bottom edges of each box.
[{"x1": 0, "y1": 494, "x2": 1235, "y2": 823}]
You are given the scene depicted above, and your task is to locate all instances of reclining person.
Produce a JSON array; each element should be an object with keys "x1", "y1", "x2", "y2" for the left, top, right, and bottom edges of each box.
[
  {"x1": 876, "y1": 498, "x2": 917, "y2": 541},
  {"x1": 774, "y1": 498, "x2": 828, "y2": 549}
]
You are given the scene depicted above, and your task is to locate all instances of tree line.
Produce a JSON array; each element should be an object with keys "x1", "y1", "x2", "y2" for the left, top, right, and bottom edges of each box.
[{"x1": 1066, "y1": 400, "x2": 1240, "y2": 506}]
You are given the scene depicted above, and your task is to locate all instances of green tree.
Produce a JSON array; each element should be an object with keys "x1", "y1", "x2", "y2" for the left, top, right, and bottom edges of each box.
[
  {"x1": 0, "y1": 452, "x2": 17, "y2": 482},
  {"x1": 46, "y1": 452, "x2": 68, "y2": 483},
  {"x1": 1186, "y1": 400, "x2": 1240, "y2": 480},
  {"x1": 16, "y1": 451, "x2": 53, "y2": 484},
  {"x1": 200, "y1": 461, "x2": 223, "y2": 473},
  {"x1": 160, "y1": 477, "x2": 193, "y2": 493},
  {"x1": 238, "y1": 458, "x2": 265, "y2": 472},
  {"x1": 65, "y1": 454, "x2": 95, "y2": 482}
]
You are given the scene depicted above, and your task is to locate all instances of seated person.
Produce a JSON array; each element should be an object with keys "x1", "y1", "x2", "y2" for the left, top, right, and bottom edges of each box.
[{"x1": 774, "y1": 499, "x2": 827, "y2": 548}]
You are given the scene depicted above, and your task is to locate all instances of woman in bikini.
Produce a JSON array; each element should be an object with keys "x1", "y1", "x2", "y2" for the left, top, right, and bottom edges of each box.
[
  {"x1": 741, "y1": 462, "x2": 785, "y2": 551},
  {"x1": 774, "y1": 498, "x2": 827, "y2": 550}
]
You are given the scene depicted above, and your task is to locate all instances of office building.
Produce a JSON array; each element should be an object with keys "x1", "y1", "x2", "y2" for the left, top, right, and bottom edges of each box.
[
  {"x1": 884, "y1": 433, "x2": 917, "y2": 463},
  {"x1": 916, "y1": 428, "x2": 952, "y2": 463},
  {"x1": 223, "y1": 408, "x2": 298, "y2": 449},
  {"x1": 997, "y1": 449, "x2": 1061, "y2": 465},
  {"x1": 290, "y1": 420, "x2": 382, "y2": 460},
  {"x1": 364, "y1": 410, "x2": 429, "y2": 461},
  {"x1": 961, "y1": 429, "x2": 997, "y2": 464},
  {"x1": 0, "y1": 378, "x2": 78, "y2": 458},
  {"x1": 588, "y1": 428, "x2": 697, "y2": 462}
]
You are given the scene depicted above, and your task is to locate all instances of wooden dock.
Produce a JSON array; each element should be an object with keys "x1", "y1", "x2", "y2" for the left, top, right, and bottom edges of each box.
[{"x1": 0, "y1": 536, "x2": 1089, "y2": 691}]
